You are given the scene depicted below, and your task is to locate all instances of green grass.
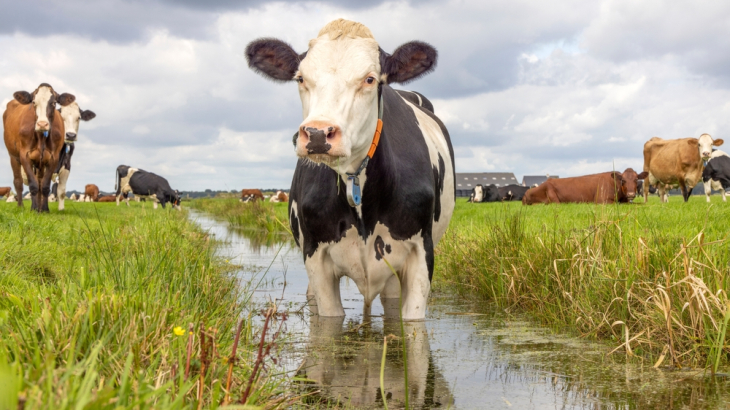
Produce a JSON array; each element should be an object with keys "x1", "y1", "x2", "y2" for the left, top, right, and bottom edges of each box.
[
  {"x1": 435, "y1": 196, "x2": 730, "y2": 369},
  {"x1": 0, "y1": 201, "x2": 290, "y2": 409}
]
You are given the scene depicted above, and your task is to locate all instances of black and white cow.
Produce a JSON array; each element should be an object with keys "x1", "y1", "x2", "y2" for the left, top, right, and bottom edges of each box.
[
  {"x1": 702, "y1": 154, "x2": 730, "y2": 199},
  {"x1": 55, "y1": 102, "x2": 95, "y2": 210},
  {"x1": 468, "y1": 184, "x2": 499, "y2": 203},
  {"x1": 498, "y1": 184, "x2": 529, "y2": 201},
  {"x1": 115, "y1": 165, "x2": 181, "y2": 209},
  {"x1": 246, "y1": 19, "x2": 454, "y2": 320},
  {"x1": 703, "y1": 150, "x2": 729, "y2": 202}
]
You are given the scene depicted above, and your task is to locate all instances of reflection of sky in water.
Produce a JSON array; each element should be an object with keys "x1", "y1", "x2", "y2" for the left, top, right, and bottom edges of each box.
[{"x1": 189, "y1": 211, "x2": 730, "y2": 410}]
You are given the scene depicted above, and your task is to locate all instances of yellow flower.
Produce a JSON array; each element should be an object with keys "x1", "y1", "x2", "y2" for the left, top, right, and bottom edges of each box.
[{"x1": 173, "y1": 326, "x2": 185, "y2": 336}]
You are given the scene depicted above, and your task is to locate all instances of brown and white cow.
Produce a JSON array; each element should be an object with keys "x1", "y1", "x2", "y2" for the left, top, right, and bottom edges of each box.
[
  {"x1": 0, "y1": 187, "x2": 11, "y2": 198},
  {"x1": 522, "y1": 168, "x2": 647, "y2": 205},
  {"x1": 84, "y1": 184, "x2": 100, "y2": 202},
  {"x1": 97, "y1": 195, "x2": 116, "y2": 202},
  {"x1": 3, "y1": 83, "x2": 76, "y2": 212},
  {"x1": 240, "y1": 189, "x2": 264, "y2": 202},
  {"x1": 269, "y1": 190, "x2": 289, "y2": 203},
  {"x1": 643, "y1": 134, "x2": 724, "y2": 202}
]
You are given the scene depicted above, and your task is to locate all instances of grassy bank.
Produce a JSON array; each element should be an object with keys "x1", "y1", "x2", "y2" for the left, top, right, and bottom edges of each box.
[
  {"x1": 188, "y1": 198, "x2": 289, "y2": 234},
  {"x1": 435, "y1": 196, "x2": 730, "y2": 369},
  {"x1": 0, "y1": 201, "x2": 289, "y2": 409}
]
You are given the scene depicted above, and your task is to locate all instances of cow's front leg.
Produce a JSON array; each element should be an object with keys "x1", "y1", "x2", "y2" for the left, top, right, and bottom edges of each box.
[
  {"x1": 306, "y1": 257, "x2": 344, "y2": 317},
  {"x1": 19, "y1": 155, "x2": 39, "y2": 211},
  {"x1": 38, "y1": 165, "x2": 53, "y2": 212},
  {"x1": 57, "y1": 168, "x2": 70, "y2": 211},
  {"x1": 705, "y1": 180, "x2": 712, "y2": 203},
  {"x1": 399, "y1": 237, "x2": 433, "y2": 321}
]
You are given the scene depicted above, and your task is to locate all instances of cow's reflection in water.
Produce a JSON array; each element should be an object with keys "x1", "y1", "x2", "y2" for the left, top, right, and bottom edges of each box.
[{"x1": 297, "y1": 300, "x2": 453, "y2": 408}]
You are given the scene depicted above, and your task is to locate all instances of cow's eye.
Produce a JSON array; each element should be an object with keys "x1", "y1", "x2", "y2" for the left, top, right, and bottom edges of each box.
[
  {"x1": 365, "y1": 76, "x2": 375, "y2": 85},
  {"x1": 296, "y1": 76, "x2": 304, "y2": 84}
]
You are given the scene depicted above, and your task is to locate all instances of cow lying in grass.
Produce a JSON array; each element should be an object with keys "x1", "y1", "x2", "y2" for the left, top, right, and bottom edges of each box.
[{"x1": 523, "y1": 168, "x2": 647, "y2": 205}]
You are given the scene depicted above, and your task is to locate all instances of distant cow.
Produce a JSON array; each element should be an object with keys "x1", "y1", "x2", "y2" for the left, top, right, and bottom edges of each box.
[
  {"x1": 702, "y1": 154, "x2": 730, "y2": 200},
  {"x1": 637, "y1": 180, "x2": 657, "y2": 197},
  {"x1": 53, "y1": 102, "x2": 96, "y2": 211},
  {"x1": 115, "y1": 165, "x2": 181, "y2": 209},
  {"x1": 269, "y1": 190, "x2": 289, "y2": 203},
  {"x1": 0, "y1": 187, "x2": 11, "y2": 198},
  {"x1": 702, "y1": 150, "x2": 729, "y2": 202},
  {"x1": 3, "y1": 83, "x2": 76, "y2": 212},
  {"x1": 6, "y1": 193, "x2": 16, "y2": 203},
  {"x1": 643, "y1": 134, "x2": 723, "y2": 202},
  {"x1": 84, "y1": 184, "x2": 99, "y2": 202},
  {"x1": 98, "y1": 195, "x2": 116, "y2": 202},
  {"x1": 498, "y1": 184, "x2": 529, "y2": 201},
  {"x1": 468, "y1": 184, "x2": 499, "y2": 203},
  {"x1": 522, "y1": 168, "x2": 647, "y2": 205},
  {"x1": 240, "y1": 189, "x2": 264, "y2": 202}
]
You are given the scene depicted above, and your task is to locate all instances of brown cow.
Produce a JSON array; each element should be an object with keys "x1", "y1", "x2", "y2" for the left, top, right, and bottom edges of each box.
[
  {"x1": 97, "y1": 195, "x2": 116, "y2": 202},
  {"x1": 522, "y1": 168, "x2": 647, "y2": 205},
  {"x1": 240, "y1": 189, "x2": 264, "y2": 202},
  {"x1": 0, "y1": 187, "x2": 11, "y2": 198},
  {"x1": 3, "y1": 83, "x2": 76, "y2": 212},
  {"x1": 643, "y1": 134, "x2": 724, "y2": 202},
  {"x1": 84, "y1": 184, "x2": 100, "y2": 202}
]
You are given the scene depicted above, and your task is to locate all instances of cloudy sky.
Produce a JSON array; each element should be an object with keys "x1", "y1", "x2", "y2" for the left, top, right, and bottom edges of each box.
[{"x1": 2, "y1": 0, "x2": 729, "y2": 191}]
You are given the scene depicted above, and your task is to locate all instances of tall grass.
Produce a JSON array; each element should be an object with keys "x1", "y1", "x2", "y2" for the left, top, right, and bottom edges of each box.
[
  {"x1": 0, "y1": 202, "x2": 290, "y2": 408},
  {"x1": 436, "y1": 197, "x2": 730, "y2": 369}
]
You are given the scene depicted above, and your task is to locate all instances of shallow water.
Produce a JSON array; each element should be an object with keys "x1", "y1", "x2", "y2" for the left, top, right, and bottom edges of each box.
[{"x1": 189, "y1": 211, "x2": 730, "y2": 409}]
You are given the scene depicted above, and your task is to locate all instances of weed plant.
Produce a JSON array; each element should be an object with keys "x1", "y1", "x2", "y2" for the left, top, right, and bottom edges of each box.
[
  {"x1": 436, "y1": 196, "x2": 730, "y2": 370},
  {"x1": 0, "y1": 202, "x2": 290, "y2": 409}
]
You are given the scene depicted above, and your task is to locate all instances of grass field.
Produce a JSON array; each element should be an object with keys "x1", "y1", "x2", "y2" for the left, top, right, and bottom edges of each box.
[
  {"x1": 436, "y1": 196, "x2": 730, "y2": 370},
  {"x1": 0, "y1": 201, "x2": 290, "y2": 409}
]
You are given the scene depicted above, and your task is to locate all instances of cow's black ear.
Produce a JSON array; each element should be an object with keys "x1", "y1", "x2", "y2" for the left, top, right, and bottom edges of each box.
[
  {"x1": 58, "y1": 93, "x2": 76, "y2": 106},
  {"x1": 245, "y1": 38, "x2": 301, "y2": 82},
  {"x1": 637, "y1": 171, "x2": 648, "y2": 179},
  {"x1": 80, "y1": 110, "x2": 96, "y2": 121},
  {"x1": 13, "y1": 91, "x2": 32, "y2": 104},
  {"x1": 382, "y1": 41, "x2": 437, "y2": 84}
]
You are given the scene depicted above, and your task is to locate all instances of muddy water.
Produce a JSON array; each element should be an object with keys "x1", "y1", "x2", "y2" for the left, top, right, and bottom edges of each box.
[{"x1": 189, "y1": 211, "x2": 730, "y2": 409}]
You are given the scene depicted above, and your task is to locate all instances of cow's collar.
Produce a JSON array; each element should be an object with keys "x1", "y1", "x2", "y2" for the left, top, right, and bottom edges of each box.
[{"x1": 345, "y1": 86, "x2": 384, "y2": 207}]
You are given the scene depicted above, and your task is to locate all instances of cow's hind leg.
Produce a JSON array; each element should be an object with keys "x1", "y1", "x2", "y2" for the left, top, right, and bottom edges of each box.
[
  {"x1": 398, "y1": 237, "x2": 433, "y2": 321},
  {"x1": 9, "y1": 157, "x2": 23, "y2": 207}
]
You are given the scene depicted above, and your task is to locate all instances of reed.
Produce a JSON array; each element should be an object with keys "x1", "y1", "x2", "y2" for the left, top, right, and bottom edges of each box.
[{"x1": 435, "y1": 196, "x2": 730, "y2": 369}]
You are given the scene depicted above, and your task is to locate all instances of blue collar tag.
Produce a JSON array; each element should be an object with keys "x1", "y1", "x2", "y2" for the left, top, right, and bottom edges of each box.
[
  {"x1": 43, "y1": 131, "x2": 49, "y2": 138},
  {"x1": 346, "y1": 175, "x2": 361, "y2": 207}
]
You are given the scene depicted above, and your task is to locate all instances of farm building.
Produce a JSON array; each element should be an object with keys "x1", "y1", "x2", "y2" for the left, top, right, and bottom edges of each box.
[
  {"x1": 522, "y1": 175, "x2": 559, "y2": 187},
  {"x1": 455, "y1": 172, "x2": 518, "y2": 197}
]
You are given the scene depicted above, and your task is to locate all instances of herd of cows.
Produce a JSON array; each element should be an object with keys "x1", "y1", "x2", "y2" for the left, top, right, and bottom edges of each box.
[
  {"x1": 3, "y1": 19, "x2": 729, "y2": 323},
  {"x1": 468, "y1": 133, "x2": 730, "y2": 205}
]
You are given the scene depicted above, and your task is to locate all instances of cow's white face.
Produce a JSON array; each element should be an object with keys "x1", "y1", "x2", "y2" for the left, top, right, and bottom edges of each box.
[
  {"x1": 246, "y1": 19, "x2": 438, "y2": 175},
  {"x1": 473, "y1": 185, "x2": 483, "y2": 202},
  {"x1": 59, "y1": 102, "x2": 96, "y2": 143},
  {"x1": 33, "y1": 86, "x2": 54, "y2": 132},
  {"x1": 295, "y1": 34, "x2": 381, "y2": 169},
  {"x1": 698, "y1": 133, "x2": 724, "y2": 160}
]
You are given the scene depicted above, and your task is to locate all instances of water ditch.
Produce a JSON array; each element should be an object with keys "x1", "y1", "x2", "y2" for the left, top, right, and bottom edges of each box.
[{"x1": 189, "y1": 210, "x2": 730, "y2": 409}]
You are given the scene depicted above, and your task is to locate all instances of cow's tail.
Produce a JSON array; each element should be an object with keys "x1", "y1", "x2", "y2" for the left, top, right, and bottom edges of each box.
[{"x1": 115, "y1": 167, "x2": 121, "y2": 195}]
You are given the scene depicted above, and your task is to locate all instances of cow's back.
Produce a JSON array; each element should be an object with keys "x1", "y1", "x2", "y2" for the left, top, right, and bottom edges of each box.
[{"x1": 644, "y1": 137, "x2": 702, "y2": 185}]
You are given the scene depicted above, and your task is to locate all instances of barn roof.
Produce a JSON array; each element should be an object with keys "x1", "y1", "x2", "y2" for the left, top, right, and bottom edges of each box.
[
  {"x1": 522, "y1": 175, "x2": 559, "y2": 187},
  {"x1": 455, "y1": 172, "x2": 518, "y2": 189}
]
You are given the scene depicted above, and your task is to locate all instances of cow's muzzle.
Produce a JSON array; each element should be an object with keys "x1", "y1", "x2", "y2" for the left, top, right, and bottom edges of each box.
[
  {"x1": 298, "y1": 122, "x2": 340, "y2": 155},
  {"x1": 35, "y1": 121, "x2": 50, "y2": 132},
  {"x1": 65, "y1": 133, "x2": 77, "y2": 142}
]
